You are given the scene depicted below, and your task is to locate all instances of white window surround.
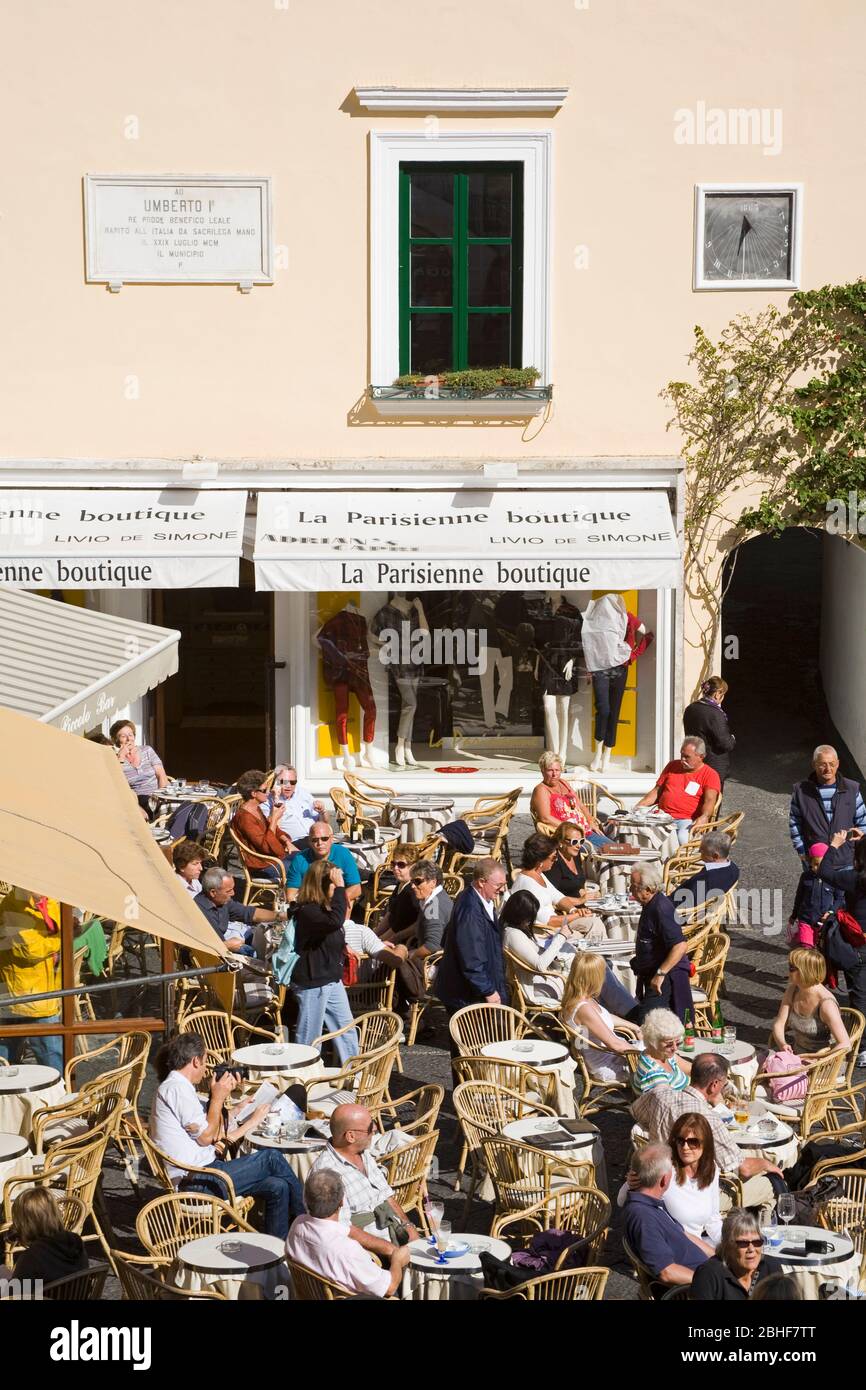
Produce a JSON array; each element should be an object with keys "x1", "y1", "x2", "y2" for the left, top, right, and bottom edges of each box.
[
  {"x1": 693, "y1": 182, "x2": 803, "y2": 291},
  {"x1": 370, "y1": 131, "x2": 552, "y2": 388},
  {"x1": 356, "y1": 87, "x2": 568, "y2": 112}
]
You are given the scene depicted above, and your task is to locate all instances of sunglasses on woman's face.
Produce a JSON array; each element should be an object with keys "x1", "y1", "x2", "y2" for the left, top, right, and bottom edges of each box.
[
  {"x1": 564, "y1": 838, "x2": 582, "y2": 846},
  {"x1": 676, "y1": 1136, "x2": 703, "y2": 1149},
  {"x1": 393, "y1": 861, "x2": 409, "y2": 869},
  {"x1": 735, "y1": 1238, "x2": 763, "y2": 1250}
]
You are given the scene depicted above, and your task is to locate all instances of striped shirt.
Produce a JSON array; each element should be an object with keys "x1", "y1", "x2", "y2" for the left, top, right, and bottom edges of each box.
[
  {"x1": 789, "y1": 784, "x2": 866, "y2": 855},
  {"x1": 633, "y1": 1053, "x2": 689, "y2": 1096},
  {"x1": 120, "y1": 744, "x2": 164, "y2": 796}
]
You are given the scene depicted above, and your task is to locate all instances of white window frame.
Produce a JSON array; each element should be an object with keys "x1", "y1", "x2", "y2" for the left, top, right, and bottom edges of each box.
[
  {"x1": 370, "y1": 131, "x2": 552, "y2": 386},
  {"x1": 694, "y1": 182, "x2": 803, "y2": 291}
]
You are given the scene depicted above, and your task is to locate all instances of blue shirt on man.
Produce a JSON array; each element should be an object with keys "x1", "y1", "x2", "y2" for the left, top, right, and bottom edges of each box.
[
  {"x1": 623, "y1": 1191, "x2": 708, "y2": 1277},
  {"x1": 285, "y1": 843, "x2": 361, "y2": 890}
]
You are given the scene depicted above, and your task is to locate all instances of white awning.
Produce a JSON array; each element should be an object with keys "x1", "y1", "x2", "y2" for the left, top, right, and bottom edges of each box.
[
  {"x1": 0, "y1": 589, "x2": 180, "y2": 733},
  {"x1": 253, "y1": 489, "x2": 681, "y2": 591},
  {"x1": 0, "y1": 489, "x2": 247, "y2": 588}
]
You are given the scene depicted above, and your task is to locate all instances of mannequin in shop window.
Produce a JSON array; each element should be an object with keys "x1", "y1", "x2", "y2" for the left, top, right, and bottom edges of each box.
[
  {"x1": 466, "y1": 592, "x2": 527, "y2": 732},
  {"x1": 370, "y1": 593, "x2": 429, "y2": 768},
  {"x1": 581, "y1": 594, "x2": 653, "y2": 774},
  {"x1": 535, "y1": 591, "x2": 586, "y2": 769},
  {"x1": 316, "y1": 602, "x2": 380, "y2": 772}
]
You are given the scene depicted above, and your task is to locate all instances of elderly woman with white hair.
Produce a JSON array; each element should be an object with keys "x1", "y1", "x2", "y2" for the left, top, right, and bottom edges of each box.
[
  {"x1": 632, "y1": 1007, "x2": 691, "y2": 1094},
  {"x1": 630, "y1": 861, "x2": 693, "y2": 1024}
]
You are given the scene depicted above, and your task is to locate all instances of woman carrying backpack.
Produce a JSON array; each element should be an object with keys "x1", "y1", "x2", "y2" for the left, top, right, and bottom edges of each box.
[{"x1": 819, "y1": 829, "x2": 866, "y2": 1067}]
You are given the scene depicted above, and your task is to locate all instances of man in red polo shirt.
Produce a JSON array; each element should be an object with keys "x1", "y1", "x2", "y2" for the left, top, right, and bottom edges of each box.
[{"x1": 635, "y1": 737, "x2": 721, "y2": 845}]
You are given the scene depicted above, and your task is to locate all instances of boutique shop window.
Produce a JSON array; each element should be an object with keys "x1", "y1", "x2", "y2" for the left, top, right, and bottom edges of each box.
[
  {"x1": 310, "y1": 590, "x2": 658, "y2": 775},
  {"x1": 399, "y1": 164, "x2": 524, "y2": 375}
]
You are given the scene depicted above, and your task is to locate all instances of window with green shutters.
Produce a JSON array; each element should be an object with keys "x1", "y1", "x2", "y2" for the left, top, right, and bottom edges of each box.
[{"x1": 398, "y1": 163, "x2": 524, "y2": 376}]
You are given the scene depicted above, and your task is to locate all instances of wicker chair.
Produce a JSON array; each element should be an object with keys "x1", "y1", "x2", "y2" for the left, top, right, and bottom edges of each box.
[
  {"x1": 331, "y1": 786, "x2": 382, "y2": 840},
  {"x1": 481, "y1": 1136, "x2": 595, "y2": 1237},
  {"x1": 481, "y1": 1265, "x2": 609, "y2": 1301},
  {"x1": 812, "y1": 1168, "x2": 866, "y2": 1260},
  {"x1": 227, "y1": 823, "x2": 286, "y2": 906},
  {"x1": 503, "y1": 947, "x2": 565, "y2": 1033},
  {"x1": 449, "y1": 1002, "x2": 530, "y2": 1056},
  {"x1": 315, "y1": 1008, "x2": 403, "y2": 1058},
  {"x1": 113, "y1": 1250, "x2": 228, "y2": 1300},
  {"x1": 178, "y1": 1007, "x2": 280, "y2": 1071},
  {"x1": 837, "y1": 1007, "x2": 866, "y2": 1116},
  {"x1": 137, "y1": 1133, "x2": 253, "y2": 1216},
  {"x1": 342, "y1": 772, "x2": 396, "y2": 822},
  {"x1": 404, "y1": 950, "x2": 444, "y2": 1047},
  {"x1": 1, "y1": 1130, "x2": 115, "y2": 1263},
  {"x1": 369, "y1": 1083, "x2": 444, "y2": 1137},
  {"x1": 451, "y1": 1055, "x2": 560, "y2": 1111},
  {"x1": 690, "y1": 932, "x2": 731, "y2": 1032},
  {"x1": 559, "y1": 1015, "x2": 636, "y2": 1116},
  {"x1": 622, "y1": 1232, "x2": 672, "y2": 1300},
  {"x1": 0, "y1": 1263, "x2": 111, "y2": 1301},
  {"x1": 136, "y1": 1191, "x2": 256, "y2": 1265},
  {"x1": 452, "y1": 1080, "x2": 557, "y2": 1216},
  {"x1": 441, "y1": 790, "x2": 521, "y2": 882},
  {"x1": 0, "y1": 1194, "x2": 86, "y2": 1265},
  {"x1": 492, "y1": 1184, "x2": 611, "y2": 1264},
  {"x1": 378, "y1": 1128, "x2": 440, "y2": 1231},
  {"x1": 306, "y1": 1041, "x2": 399, "y2": 1116},
  {"x1": 749, "y1": 1046, "x2": 850, "y2": 1139},
  {"x1": 286, "y1": 1255, "x2": 367, "y2": 1301},
  {"x1": 345, "y1": 959, "x2": 396, "y2": 1017}
]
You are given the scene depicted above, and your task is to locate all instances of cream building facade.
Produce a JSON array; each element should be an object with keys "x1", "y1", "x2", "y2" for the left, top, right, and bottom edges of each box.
[{"x1": 1, "y1": 0, "x2": 863, "y2": 797}]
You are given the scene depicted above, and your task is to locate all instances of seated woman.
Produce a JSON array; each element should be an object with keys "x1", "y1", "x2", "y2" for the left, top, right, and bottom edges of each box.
[
  {"x1": 172, "y1": 841, "x2": 204, "y2": 897},
  {"x1": 509, "y1": 833, "x2": 604, "y2": 931},
  {"x1": 233, "y1": 769, "x2": 295, "y2": 881},
  {"x1": 561, "y1": 950, "x2": 641, "y2": 1082},
  {"x1": 110, "y1": 718, "x2": 167, "y2": 817},
  {"x1": 633, "y1": 1007, "x2": 691, "y2": 1094},
  {"x1": 501, "y1": 889, "x2": 579, "y2": 1003},
  {"x1": 618, "y1": 1113, "x2": 722, "y2": 1248},
  {"x1": 374, "y1": 852, "x2": 420, "y2": 941},
  {"x1": 769, "y1": 947, "x2": 850, "y2": 1056},
  {"x1": 529, "y1": 752, "x2": 616, "y2": 848},
  {"x1": 690, "y1": 1208, "x2": 782, "y2": 1301},
  {"x1": 545, "y1": 820, "x2": 596, "y2": 901},
  {"x1": 9, "y1": 1189, "x2": 88, "y2": 1285}
]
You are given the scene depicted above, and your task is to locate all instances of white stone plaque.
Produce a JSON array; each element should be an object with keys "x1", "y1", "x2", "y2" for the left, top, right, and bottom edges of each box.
[{"x1": 84, "y1": 174, "x2": 272, "y2": 288}]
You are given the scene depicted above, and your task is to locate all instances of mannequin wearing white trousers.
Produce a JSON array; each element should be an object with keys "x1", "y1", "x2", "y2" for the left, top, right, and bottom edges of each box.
[
  {"x1": 543, "y1": 689, "x2": 582, "y2": 766},
  {"x1": 369, "y1": 593, "x2": 428, "y2": 767}
]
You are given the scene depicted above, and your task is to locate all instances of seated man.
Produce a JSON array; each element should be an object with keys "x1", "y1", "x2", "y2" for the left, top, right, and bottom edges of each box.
[
  {"x1": 272, "y1": 764, "x2": 331, "y2": 849},
  {"x1": 670, "y1": 830, "x2": 739, "y2": 914},
  {"x1": 194, "y1": 867, "x2": 276, "y2": 955},
  {"x1": 149, "y1": 1033, "x2": 304, "y2": 1239},
  {"x1": 393, "y1": 860, "x2": 453, "y2": 1008},
  {"x1": 286, "y1": 1169, "x2": 409, "y2": 1297},
  {"x1": 285, "y1": 824, "x2": 362, "y2": 907},
  {"x1": 632, "y1": 1052, "x2": 785, "y2": 1219},
  {"x1": 634, "y1": 737, "x2": 721, "y2": 845},
  {"x1": 623, "y1": 1143, "x2": 713, "y2": 1288},
  {"x1": 173, "y1": 842, "x2": 204, "y2": 898},
  {"x1": 310, "y1": 1103, "x2": 420, "y2": 1260}
]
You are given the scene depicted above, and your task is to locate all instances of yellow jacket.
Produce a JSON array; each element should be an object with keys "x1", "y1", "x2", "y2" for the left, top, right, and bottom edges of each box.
[{"x1": 0, "y1": 890, "x2": 62, "y2": 1019}]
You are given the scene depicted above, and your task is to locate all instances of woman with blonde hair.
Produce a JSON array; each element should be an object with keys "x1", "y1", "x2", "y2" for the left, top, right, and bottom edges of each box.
[
  {"x1": 632, "y1": 1007, "x2": 691, "y2": 1094},
  {"x1": 529, "y1": 752, "x2": 617, "y2": 847},
  {"x1": 561, "y1": 951, "x2": 641, "y2": 1082},
  {"x1": 769, "y1": 947, "x2": 850, "y2": 1055},
  {"x1": 289, "y1": 859, "x2": 358, "y2": 1063}
]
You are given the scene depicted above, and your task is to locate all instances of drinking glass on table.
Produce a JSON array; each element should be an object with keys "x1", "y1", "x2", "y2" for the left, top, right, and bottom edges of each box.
[
  {"x1": 776, "y1": 1194, "x2": 796, "y2": 1229},
  {"x1": 435, "y1": 1219, "x2": 452, "y2": 1255},
  {"x1": 723, "y1": 1025, "x2": 736, "y2": 1054},
  {"x1": 427, "y1": 1201, "x2": 444, "y2": 1243}
]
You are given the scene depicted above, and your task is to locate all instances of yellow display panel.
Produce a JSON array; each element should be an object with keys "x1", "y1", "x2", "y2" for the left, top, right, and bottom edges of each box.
[
  {"x1": 315, "y1": 592, "x2": 361, "y2": 758},
  {"x1": 590, "y1": 588, "x2": 637, "y2": 757}
]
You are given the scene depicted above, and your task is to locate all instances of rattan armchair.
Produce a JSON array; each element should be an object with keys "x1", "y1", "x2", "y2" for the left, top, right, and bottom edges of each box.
[
  {"x1": 690, "y1": 932, "x2": 730, "y2": 1032},
  {"x1": 749, "y1": 1046, "x2": 850, "y2": 1138},
  {"x1": 0, "y1": 1262, "x2": 111, "y2": 1301},
  {"x1": 177, "y1": 1006, "x2": 280, "y2": 1070},
  {"x1": 503, "y1": 947, "x2": 565, "y2": 1033},
  {"x1": 342, "y1": 772, "x2": 396, "y2": 824},
  {"x1": 136, "y1": 1191, "x2": 256, "y2": 1264},
  {"x1": 377, "y1": 1128, "x2": 440, "y2": 1231},
  {"x1": 1, "y1": 1129, "x2": 115, "y2": 1263},
  {"x1": 559, "y1": 1015, "x2": 637, "y2": 1116},
  {"x1": 836, "y1": 1007, "x2": 866, "y2": 1121},
  {"x1": 492, "y1": 1184, "x2": 611, "y2": 1264},
  {"x1": 481, "y1": 1136, "x2": 595, "y2": 1236},
  {"x1": 449, "y1": 1002, "x2": 530, "y2": 1056},
  {"x1": 369, "y1": 1083, "x2": 444, "y2": 1137},
  {"x1": 0, "y1": 1193, "x2": 86, "y2": 1266},
  {"x1": 286, "y1": 1254, "x2": 390, "y2": 1300},
  {"x1": 811, "y1": 1168, "x2": 866, "y2": 1261},
  {"x1": 345, "y1": 959, "x2": 396, "y2": 1017},
  {"x1": 227, "y1": 823, "x2": 286, "y2": 906},
  {"x1": 404, "y1": 949, "x2": 443, "y2": 1047},
  {"x1": 441, "y1": 790, "x2": 521, "y2": 882},
  {"x1": 137, "y1": 1132, "x2": 253, "y2": 1216},
  {"x1": 621, "y1": 1232, "x2": 672, "y2": 1300},
  {"x1": 481, "y1": 1265, "x2": 609, "y2": 1300},
  {"x1": 113, "y1": 1250, "x2": 228, "y2": 1299},
  {"x1": 452, "y1": 1080, "x2": 557, "y2": 1216}
]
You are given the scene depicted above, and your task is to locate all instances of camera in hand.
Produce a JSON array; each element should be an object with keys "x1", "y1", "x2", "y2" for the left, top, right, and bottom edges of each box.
[{"x1": 213, "y1": 1063, "x2": 249, "y2": 1082}]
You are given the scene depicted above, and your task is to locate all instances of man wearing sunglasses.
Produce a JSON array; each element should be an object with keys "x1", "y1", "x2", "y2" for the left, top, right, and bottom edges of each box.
[
  {"x1": 272, "y1": 764, "x2": 330, "y2": 848},
  {"x1": 311, "y1": 1103, "x2": 420, "y2": 1262},
  {"x1": 285, "y1": 824, "x2": 362, "y2": 906}
]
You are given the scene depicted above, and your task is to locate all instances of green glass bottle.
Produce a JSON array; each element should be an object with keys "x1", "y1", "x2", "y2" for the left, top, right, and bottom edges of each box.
[
  {"x1": 682, "y1": 1008, "x2": 695, "y2": 1053},
  {"x1": 712, "y1": 1001, "x2": 724, "y2": 1043}
]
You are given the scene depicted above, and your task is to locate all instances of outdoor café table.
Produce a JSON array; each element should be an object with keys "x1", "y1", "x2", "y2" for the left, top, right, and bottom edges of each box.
[
  {"x1": 0, "y1": 1132, "x2": 34, "y2": 1187},
  {"x1": 152, "y1": 781, "x2": 221, "y2": 808},
  {"x1": 333, "y1": 828, "x2": 401, "y2": 874},
  {"x1": 503, "y1": 1115, "x2": 605, "y2": 1191},
  {"x1": 480, "y1": 1039, "x2": 577, "y2": 1118},
  {"x1": 724, "y1": 1100, "x2": 799, "y2": 1170},
  {"x1": 386, "y1": 793, "x2": 455, "y2": 842},
  {"x1": 610, "y1": 811, "x2": 680, "y2": 861},
  {"x1": 231, "y1": 1042, "x2": 324, "y2": 1082},
  {"x1": 244, "y1": 1127, "x2": 329, "y2": 1185},
  {"x1": 678, "y1": 1037, "x2": 758, "y2": 1093},
  {"x1": 554, "y1": 937, "x2": 637, "y2": 1002},
  {"x1": 402, "y1": 1234, "x2": 511, "y2": 1301},
  {"x1": 763, "y1": 1225, "x2": 858, "y2": 1301},
  {"x1": 594, "y1": 847, "x2": 661, "y2": 896},
  {"x1": 173, "y1": 1232, "x2": 288, "y2": 1301},
  {"x1": 0, "y1": 1066, "x2": 66, "y2": 1139},
  {"x1": 592, "y1": 897, "x2": 642, "y2": 943}
]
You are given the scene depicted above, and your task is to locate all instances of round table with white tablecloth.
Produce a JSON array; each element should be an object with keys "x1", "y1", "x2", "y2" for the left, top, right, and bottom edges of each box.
[
  {"x1": 0, "y1": 1131, "x2": 34, "y2": 1189},
  {"x1": 553, "y1": 937, "x2": 638, "y2": 1003},
  {"x1": 0, "y1": 1067, "x2": 67, "y2": 1139},
  {"x1": 173, "y1": 1232, "x2": 288, "y2": 1301},
  {"x1": 386, "y1": 794, "x2": 454, "y2": 842},
  {"x1": 678, "y1": 1037, "x2": 758, "y2": 1093},
  {"x1": 244, "y1": 1128, "x2": 330, "y2": 1185},
  {"x1": 480, "y1": 1040, "x2": 577, "y2": 1118},
  {"x1": 609, "y1": 812, "x2": 680, "y2": 862},
  {"x1": 593, "y1": 848, "x2": 661, "y2": 896},
  {"x1": 231, "y1": 1043, "x2": 325, "y2": 1082},
  {"x1": 402, "y1": 1234, "x2": 511, "y2": 1301},
  {"x1": 761, "y1": 1225, "x2": 858, "y2": 1301},
  {"x1": 720, "y1": 1100, "x2": 799, "y2": 1171},
  {"x1": 333, "y1": 829, "x2": 401, "y2": 875},
  {"x1": 502, "y1": 1115, "x2": 606, "y2": 1191}
]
